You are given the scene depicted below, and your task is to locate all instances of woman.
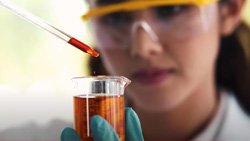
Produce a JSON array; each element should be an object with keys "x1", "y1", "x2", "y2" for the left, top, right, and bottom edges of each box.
[{"x1": 62, "y1": 0, "x2": 250, "y2": 140}]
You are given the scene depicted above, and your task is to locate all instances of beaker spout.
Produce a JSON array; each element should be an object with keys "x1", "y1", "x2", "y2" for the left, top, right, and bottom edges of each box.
[{"x1": 120, "y1": 76, "x2": 131, "y2": 88}]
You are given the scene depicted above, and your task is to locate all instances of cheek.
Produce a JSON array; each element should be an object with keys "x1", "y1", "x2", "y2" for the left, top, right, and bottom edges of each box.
[
  {"x1": 99, "y1": 49, "x2": 130, "y2": 76},
  {"x1": 174, "y1": 18, "x2": 220, "y2": 84},
  {"x1": 94, "y1": 32, "x2": 112, "y2": 50},
  {"x1": 92, "y1": 22, "x2": 131, "y2": 76},
  {"x1": 93, "y1": 22, "x2": 116, "y2": 49}
]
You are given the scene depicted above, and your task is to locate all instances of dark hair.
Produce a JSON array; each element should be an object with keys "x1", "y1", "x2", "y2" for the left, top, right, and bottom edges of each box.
[
  {"x1": 216, "y1": 22, "x2": 250, "y2": 114},
  {"x1": 87, "y1": 1, "x2": 250, "y2": 113}
]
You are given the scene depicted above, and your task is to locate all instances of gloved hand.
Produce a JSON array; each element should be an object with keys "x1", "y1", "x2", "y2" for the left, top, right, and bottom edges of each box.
[{"x1": 61, "y1": 107, "x2": 144, "y2": 141}]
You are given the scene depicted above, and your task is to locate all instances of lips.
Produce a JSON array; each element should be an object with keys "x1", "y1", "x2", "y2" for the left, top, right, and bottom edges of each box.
[{"x1": 132, "y1": 68, "x2": 174, "y2": 85}]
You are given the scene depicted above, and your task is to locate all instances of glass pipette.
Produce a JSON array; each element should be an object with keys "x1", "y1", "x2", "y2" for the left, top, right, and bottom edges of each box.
[{"x1": 0, "y1": 0, "x2": 99, "y2": 57}]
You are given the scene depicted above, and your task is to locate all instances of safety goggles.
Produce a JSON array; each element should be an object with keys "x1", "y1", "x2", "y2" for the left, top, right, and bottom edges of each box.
[{"x1": 82, "y1": 0, "x2": 219, "y2": 50}]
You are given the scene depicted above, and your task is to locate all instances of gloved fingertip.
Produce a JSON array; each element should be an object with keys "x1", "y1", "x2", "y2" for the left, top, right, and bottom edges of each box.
[
  {"x1": 61, "y1": 127, "x2": 81, "y2": 141},
  {"x1": 125, "y1": 107, "x2": 134, "y2": 115},
  {"x1": 125, "y1": 107, "x2": 139, "y2": 122},
  {"x1": 91, "y1": 115, "x2": 119, "y2": 141},
  {"x1": 90, "y1": 115, "x2": 103, "y2": 128},
  {"x1": 125, "y1": 107, "x2": 144, "y2": 141}
]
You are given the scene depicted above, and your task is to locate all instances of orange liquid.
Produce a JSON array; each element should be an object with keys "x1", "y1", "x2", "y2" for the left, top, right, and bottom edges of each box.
[{"x1": 74, "y1": 94, "x2": 125, "y2": 141}]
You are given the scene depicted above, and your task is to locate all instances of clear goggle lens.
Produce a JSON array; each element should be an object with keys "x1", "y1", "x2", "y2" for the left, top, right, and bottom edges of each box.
[{"x1": 85, "y1": 2, "x2": 217, "y2": 50}]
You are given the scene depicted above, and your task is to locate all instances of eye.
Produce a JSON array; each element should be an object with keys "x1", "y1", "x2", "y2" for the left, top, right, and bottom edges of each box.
[
  {"x1": 99, "y1": 12, "x2": 133, "y2": 26},
  {"x1": 154, "y1": 5, "x2": 188, "y2": 19}
]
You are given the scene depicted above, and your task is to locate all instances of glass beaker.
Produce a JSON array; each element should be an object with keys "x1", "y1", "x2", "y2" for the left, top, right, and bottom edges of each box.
[{"x1": 72, "y1": 76, "x2": 131, "y2": 141}]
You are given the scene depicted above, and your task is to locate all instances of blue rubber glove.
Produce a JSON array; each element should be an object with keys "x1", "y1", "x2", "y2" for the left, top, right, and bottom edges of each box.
[{"x1": 61, "y1": 107, "x2": 144, "y2": 141}]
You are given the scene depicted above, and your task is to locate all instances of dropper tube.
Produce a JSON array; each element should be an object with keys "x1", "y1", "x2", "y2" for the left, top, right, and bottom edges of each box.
[{"x1": 0, "y1": 0, "x2": 99, "y2": 57}]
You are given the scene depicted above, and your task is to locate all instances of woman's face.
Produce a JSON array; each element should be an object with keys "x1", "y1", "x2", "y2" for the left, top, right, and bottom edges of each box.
[{"x1": 89, "y1": 1, "x2": 221, "y2": 112}]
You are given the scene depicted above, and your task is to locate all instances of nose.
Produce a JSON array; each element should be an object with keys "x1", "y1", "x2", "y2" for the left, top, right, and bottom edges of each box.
[{"x1": 130, "y1": 21, "x2": 163, "y2": 59}]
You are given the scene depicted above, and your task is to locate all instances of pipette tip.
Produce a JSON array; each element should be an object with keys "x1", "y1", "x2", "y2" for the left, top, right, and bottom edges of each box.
[
  {"x1": 68, "y1": 37, "x2": 99, "y2": 57},
  {"x1": 87, "y1": 49, "x2": 99, "y2": 57}
]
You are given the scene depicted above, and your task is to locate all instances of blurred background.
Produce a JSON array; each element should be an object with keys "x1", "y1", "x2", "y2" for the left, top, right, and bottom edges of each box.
[
  {"x1": 0, "y1": 0, "x2": 249, "y2": 132},
  {"x1": 0, "y1": 0, "x2": 91, "y2": 131}
]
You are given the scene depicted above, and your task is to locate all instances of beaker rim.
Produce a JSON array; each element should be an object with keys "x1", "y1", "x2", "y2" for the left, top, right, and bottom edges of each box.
[{"x1": 72, "y1": 76, "x2": 131, "y2": 87}]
